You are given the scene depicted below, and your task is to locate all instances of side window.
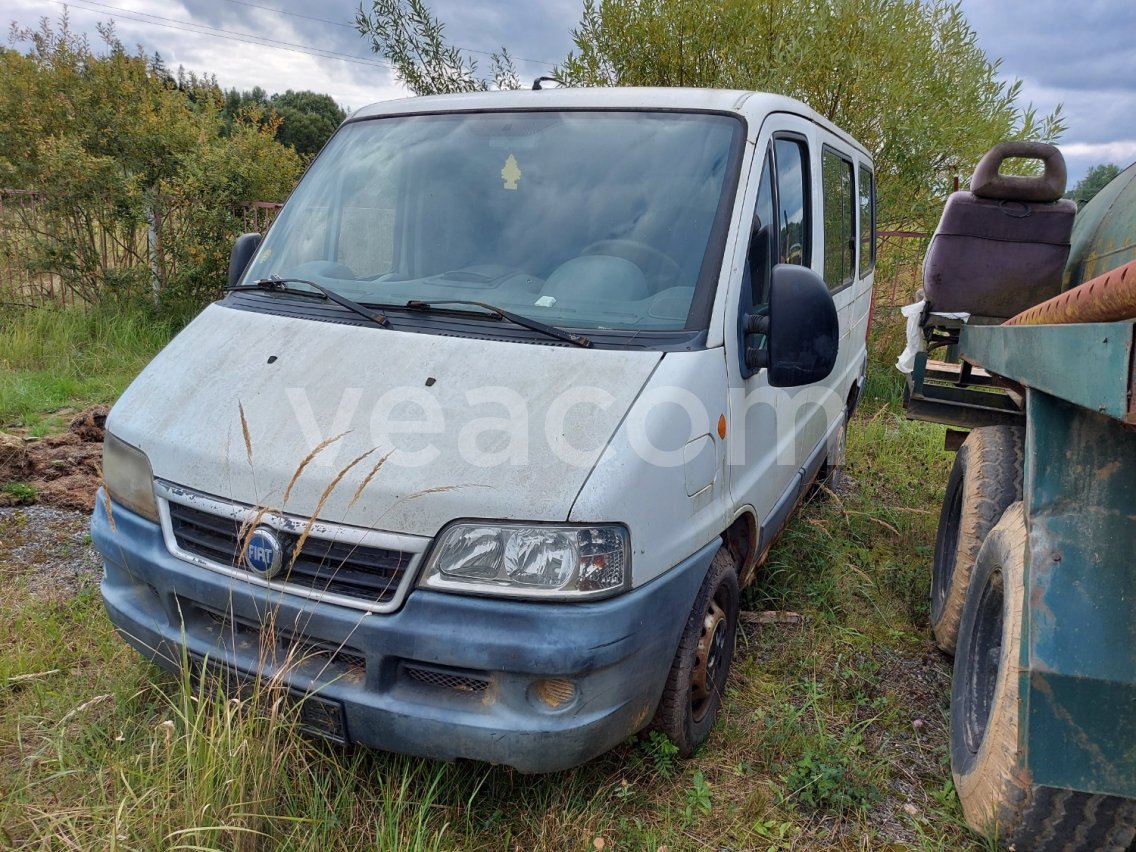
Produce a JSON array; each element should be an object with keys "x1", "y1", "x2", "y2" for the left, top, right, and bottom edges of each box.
[
  {"x1": 821, "y1": 149, "x2": 855, "y2": 290},
  {"x1": 773, "y1": 138, "x2": 809, "y2": 266},
  {"x1": 755, "y1": 149, "x2": 775, "y2": 233},
  {"x1": 747, "y1": 147, "x2": 776, "y2": 307},
  {"x1": 859, "y1": 165, "x2": 875, "y2": 277}
]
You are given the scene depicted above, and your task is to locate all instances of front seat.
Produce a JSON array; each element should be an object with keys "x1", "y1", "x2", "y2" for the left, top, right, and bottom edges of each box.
[{"x1": 542, "y1": 255, "x2": 650, "y2": 302}]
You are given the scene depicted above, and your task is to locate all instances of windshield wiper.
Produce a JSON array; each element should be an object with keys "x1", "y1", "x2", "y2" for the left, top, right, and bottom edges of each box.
[
  {"x1": 228, "y1": 277, "x2": 390, "y2": 329},
  {"x1": 405, "y1": 299, "x2": 590, "y2": 348}
]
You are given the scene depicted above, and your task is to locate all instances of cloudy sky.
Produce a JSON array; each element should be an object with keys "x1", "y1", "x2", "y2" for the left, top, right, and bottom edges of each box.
[{"x1": 7, "y1": 0, "x2": 1135, "y2": 184}]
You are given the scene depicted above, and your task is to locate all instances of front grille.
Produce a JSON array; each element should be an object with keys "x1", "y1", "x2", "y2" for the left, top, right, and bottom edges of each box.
[
  {"x1": 169, "y1": 501, "x2": 411, "y2": 604},
  {"x1": 403, "y1": 663, "x2": 490, "y2": 694}
]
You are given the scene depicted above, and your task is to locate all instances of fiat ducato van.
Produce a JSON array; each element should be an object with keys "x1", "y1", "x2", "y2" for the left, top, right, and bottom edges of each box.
[{"x1": 94, "y1": 87, "x2": 875, "y2": 771}]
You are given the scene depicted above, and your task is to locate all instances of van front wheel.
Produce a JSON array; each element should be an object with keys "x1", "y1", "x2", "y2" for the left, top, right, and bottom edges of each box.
[{"x1": 653, "y1": 546, "x2": 739, "y2": 756}]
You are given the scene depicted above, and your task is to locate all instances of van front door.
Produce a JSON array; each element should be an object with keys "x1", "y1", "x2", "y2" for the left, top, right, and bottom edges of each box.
[{"x1": 727, "y1": 121, "x2": 832, "y2": 558}]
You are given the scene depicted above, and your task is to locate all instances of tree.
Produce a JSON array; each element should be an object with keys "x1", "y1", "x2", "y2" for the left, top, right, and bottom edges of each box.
[
  {"x1": 1070, "y1": 163, "x2": 1121, "y2": 205},
  {"x1": 219, "y1": 86, "x2": 270, "y2": 134},
  {"x1": 0, "y1": 14, "x2": 302, "y2": 314},
  {"x1": 355, "y1": 0, "x2": 518, "y2": 94},
  {"x1": 269, "y1": 90, "x2": 347, "y2": 157},
  {"x1": 215, "y1": 88, "x2": 345, "y2": 157},
  {"x1": 356, "y1": 0, "x2": 1064, "y2": 231},
  {"x1": 560, "y1": 0, "x2": 1064, "y2": 230}
]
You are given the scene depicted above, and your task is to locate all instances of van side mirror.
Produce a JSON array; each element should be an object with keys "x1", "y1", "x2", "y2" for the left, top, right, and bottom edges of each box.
[
  {"x1": 743, "y1": 264, "x2": 839, "y2": 387},
  {"x1": 228, "y1": 233, "x2": 262, "y2": 289}
]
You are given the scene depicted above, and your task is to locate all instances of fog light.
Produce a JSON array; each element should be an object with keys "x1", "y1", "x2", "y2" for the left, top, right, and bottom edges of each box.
[{"x1": 529, "y1": 678, "x2": 578, "y2": 711}]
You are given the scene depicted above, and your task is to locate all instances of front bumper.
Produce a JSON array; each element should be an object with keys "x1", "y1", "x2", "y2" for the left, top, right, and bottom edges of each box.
[{"x1": 93, "y1": 492, "x2": 717, "y2": 772}]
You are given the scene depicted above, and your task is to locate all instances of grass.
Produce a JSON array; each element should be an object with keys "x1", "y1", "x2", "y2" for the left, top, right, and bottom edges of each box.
[
  {"x1": 0, "y1": 481, "x2": 37, "y2": 503},
  {"x1": 0, "y1": 274, "x2": 986, "y2": 849},
  {"x1": 0, "y1": 301, "x2": 178, "y2": 432}
]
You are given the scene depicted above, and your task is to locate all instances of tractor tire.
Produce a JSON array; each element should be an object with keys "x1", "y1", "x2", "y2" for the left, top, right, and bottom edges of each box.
[
  {"x1": 932, "y1": 424, "x2": 1024, "y2": 654},
  {"x1": 951, "y1": 503, "x2": 1136, "y2": 850}
]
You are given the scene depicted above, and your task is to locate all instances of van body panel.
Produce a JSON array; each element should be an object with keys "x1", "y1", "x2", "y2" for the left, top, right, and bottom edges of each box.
[
  {"x1": 95, "y1": 494, "x2": 717, "y2": 773},
  {"x1": 108, "y1": 304, "x2": 662, "y2": 537},
  {"x1": 722, "y1": 110, "x2": 872, "y2": 525},
  {"x1": 570, "y1": 348, "x2": 730, "y2": 585}
]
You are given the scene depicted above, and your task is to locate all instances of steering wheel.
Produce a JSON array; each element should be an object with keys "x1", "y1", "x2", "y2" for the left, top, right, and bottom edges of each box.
[{"x1": 581, "y1": 239, "x2": 682, "y2": 291}]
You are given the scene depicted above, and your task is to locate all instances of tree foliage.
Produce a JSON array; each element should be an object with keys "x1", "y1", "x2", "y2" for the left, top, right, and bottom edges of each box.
[
  {"x1": 0, "y1": 14, "x2": 302, "y2": 316},
  {"x1": 355, "y1": 0, "x2": 519, "y2": 94},
  {"x1": 219, "y1": 88, "x2": 346, "y2": 157},
  {"x1": 269, "y1": 90, "x2": 347, "y2": 157},
  {"x1": 561, "y1": 0, "x2": 1064, "y2": 229},
  {"x1": 356, "y1": 0, "x2": 1065, "y2": 231},
  {"x1": 1070, "y1": 163, "x2": 1121, "y2": 205}
]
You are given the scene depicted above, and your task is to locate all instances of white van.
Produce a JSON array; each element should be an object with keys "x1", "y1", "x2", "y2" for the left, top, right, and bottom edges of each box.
[{"x1": 94, "y1": 87, "x2": 875, "y2": 771}]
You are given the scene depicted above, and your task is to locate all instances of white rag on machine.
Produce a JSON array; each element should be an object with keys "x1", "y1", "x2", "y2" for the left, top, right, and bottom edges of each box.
[{"x1": 895, "y1": 300, "x2": 970, "y2": 374}]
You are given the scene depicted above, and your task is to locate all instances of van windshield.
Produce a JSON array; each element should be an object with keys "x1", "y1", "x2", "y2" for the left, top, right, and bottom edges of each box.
[{"x1": 243, "y1": 110, "x2": 743, "y2": 335}]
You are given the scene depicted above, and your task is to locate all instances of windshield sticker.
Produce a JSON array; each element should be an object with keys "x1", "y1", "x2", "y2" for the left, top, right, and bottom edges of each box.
[{"x1": 501, "y1": 154, "x2": 522, "y2": 190}]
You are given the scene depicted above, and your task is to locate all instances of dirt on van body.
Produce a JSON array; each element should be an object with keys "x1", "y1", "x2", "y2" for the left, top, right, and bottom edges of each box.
[{"x1": 0, "y1": 406, "x2": 107, "y2": 511}]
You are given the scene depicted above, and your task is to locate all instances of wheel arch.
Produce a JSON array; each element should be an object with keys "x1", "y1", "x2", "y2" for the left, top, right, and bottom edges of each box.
[{"x1": 724, "y1": 507, "x2": 759, "y2": 587}]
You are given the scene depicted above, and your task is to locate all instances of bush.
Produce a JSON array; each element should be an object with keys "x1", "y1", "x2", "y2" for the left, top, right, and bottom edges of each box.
[{"x1": 0, "y1": 15, "x2": 302, "y2": 317}]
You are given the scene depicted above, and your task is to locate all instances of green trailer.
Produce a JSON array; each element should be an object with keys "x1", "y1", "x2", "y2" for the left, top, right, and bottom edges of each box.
[{"x1": 904, "y1": 147, "x2": 1136, "y2": 849}]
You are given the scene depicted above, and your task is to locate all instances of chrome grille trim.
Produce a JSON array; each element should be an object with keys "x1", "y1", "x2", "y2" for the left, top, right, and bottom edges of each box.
[{"x1": 156, "y1": 480, "x2": 427, "y2": 613}]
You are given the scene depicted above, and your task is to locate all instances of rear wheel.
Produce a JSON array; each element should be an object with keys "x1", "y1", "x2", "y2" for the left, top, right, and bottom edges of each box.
[
  {"x1": 951, "y1": 503, "x2": 1136, "y2": 850},
  {"x1": 932, "y1": 424, "x2": 1024, "y2": 653},
  {"x1": 653, "y1": 546, "x2": 739, "y2": 756}
]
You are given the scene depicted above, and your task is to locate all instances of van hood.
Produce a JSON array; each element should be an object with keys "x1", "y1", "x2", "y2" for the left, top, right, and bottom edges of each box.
[{"x1": 109, "y1": 304, "x2": 662, "y2": 537}]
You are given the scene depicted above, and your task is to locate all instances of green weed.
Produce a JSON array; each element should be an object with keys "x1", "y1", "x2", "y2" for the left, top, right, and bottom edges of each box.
[
  {"x1": 0, "y1": 481, "x2": 36, "y2": 503},
  {"x1": 635, "y1": 729, "x2": 680, "y2": 778},
  {"x1": 782, "y1": 726, "x2": 880, "y2": 814},
  {"x1": 682, "y1": 768, "x2": 713, "y2": 823},
  {"x1": 0, "y1": 303, "x2": 178, "y2": 427}
]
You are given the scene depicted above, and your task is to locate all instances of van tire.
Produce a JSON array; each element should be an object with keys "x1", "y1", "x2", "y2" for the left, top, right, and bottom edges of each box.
[
  {"x1": 951, "y1": 503, "x2": 1136, "y2": 850},
  {"x1": 653, "y1": 546, "x2": 739, "y2": 757},
  {"x1": 932, "y1": 424, "x2": 1024, "y2": 654}
]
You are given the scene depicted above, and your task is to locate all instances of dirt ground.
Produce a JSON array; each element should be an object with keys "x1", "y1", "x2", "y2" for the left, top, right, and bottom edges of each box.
[
  {"x1": 0, "y1": 406, "x2": 107, "y2": 511},
  {"x1": 0, "y1": 503, "x2": 103, "y2": 601}
]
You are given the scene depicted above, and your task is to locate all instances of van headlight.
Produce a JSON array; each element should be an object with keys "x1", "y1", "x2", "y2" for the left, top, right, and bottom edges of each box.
[
  {"x1": 102, "y1": 432, "x2": 159, "y2": 522},
  {"x1": 419, "y1": 523, "x2": 630, "y2": 600}
]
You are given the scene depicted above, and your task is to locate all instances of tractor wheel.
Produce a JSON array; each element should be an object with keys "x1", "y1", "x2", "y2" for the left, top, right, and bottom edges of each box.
[
  {"x1": 951, "y1": 503, "x2": 1136, "y2": 850},
  {"x1": 932, "y1": 424, "x2": 1024, "y2": 653}
]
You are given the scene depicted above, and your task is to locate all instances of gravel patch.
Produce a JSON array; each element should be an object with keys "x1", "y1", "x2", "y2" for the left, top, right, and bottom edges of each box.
[{"x1": 0, "y1": 505, "x2": 102, "y2": 601}]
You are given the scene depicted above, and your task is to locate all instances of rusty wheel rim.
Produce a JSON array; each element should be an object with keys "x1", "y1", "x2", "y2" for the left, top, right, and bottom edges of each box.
[{"x1": 691, "y1": 597, "x2": 728, "y2": 722}]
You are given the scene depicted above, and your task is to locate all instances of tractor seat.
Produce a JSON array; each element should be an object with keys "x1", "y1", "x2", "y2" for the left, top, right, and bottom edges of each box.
[{"x1": 922, "y1": 142, "x2": 1076, "y2": 320}]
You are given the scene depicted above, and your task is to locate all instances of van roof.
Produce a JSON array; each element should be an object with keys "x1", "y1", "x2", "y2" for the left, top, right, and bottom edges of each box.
[{"x1": 348, "y1": 87, "x2": 870, "y2": 158}]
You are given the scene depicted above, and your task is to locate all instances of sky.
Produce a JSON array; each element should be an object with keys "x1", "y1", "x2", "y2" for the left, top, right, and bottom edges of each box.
[{"x1": 6, "y1": 0, "x2": 1135, "y2": 186}]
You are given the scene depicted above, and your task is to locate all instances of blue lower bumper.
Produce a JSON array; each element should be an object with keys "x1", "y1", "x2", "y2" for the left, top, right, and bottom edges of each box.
[{"x1": 93, "y1": 493, "x2": 717, "y2": 772}]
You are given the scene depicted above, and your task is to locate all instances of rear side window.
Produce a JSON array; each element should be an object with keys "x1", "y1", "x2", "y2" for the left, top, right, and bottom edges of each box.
[
  {"x1": 859, "y1": 165, "x2": 875, "y2": 277},
  {"x1": 821, "y1": 149, "x2": 855, "y2": 290},
  {"x1": 773, "y1": 137, "x2": 809, "y2": 266}
]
